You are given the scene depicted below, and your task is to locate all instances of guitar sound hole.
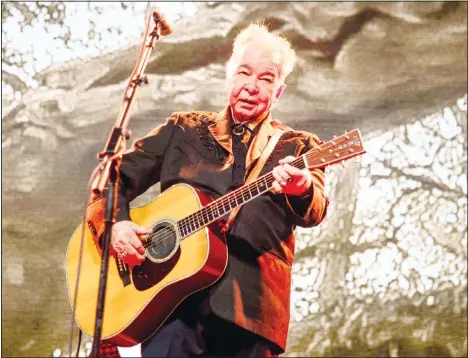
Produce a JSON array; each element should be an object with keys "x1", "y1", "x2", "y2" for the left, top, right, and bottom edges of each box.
[{"x1": 146, "y1": 221, "x2": 179, "y2": 263}]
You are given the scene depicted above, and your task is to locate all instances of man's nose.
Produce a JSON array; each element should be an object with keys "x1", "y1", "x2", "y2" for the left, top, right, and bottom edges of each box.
[{"x1": 244, "y1": 78, "x2": 259, "y2": 94}]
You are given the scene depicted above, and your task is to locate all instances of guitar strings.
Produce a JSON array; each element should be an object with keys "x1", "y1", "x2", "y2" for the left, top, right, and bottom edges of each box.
[
  {"x1": 139, "y1": 144, "x2": 341, "y2": 252},
  {"x1": 139, "y1": 137, "x2": 358, "y2": 252},
  {"x1": 141, "y1": 172, "x2": 278, "y2": 250},
  {"x1": 140, "y1": 156, "x2": 307, "y2": 252},
  {"x1": 140, "y1": 169, "x2": 280, "y2": 249},
  {"x1": 140, "y1": 172, "x2": 281, "y2": 251}
]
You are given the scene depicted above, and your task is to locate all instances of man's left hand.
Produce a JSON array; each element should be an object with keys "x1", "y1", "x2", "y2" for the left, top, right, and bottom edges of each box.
[{"x1": 271, "y1": 156, "x2": 312, "y2": 196}]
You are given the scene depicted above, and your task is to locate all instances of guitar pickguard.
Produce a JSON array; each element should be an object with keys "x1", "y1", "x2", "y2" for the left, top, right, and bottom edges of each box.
[{"x1": 132, "y1": 249, "x2": 181, "y2": 291}]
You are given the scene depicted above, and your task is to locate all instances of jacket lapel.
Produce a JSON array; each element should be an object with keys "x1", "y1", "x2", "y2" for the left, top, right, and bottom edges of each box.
[
  {"x1": 208, "y1": 107, "x2": 233, "y2": 155},
  {"x1": 245, "y1": 113, "x2": 276, "y2": 170}
]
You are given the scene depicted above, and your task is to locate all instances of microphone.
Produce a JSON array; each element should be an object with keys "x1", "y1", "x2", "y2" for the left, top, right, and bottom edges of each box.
[{"x1": 152, "y1": 10, "x2": 172, "y2": 36}]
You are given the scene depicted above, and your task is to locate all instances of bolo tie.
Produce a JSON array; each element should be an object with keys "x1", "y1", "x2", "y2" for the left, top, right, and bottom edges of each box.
[{"x1": 232, "y1": 123, "x2": 247, "y2": 137}]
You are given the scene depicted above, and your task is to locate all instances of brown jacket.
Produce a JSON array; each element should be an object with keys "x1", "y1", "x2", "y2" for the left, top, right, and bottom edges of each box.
[{"x1": 88, "y1": 107, "x2": 329, "y2": 351}]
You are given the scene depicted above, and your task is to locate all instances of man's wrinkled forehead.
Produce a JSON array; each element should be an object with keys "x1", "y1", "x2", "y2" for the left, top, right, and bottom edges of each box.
[{"x1": 233, "y1": 43, "x2": 281, "y2": 76}]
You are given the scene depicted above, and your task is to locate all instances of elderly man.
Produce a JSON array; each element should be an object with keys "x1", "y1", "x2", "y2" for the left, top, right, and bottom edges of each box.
[{"x1": 105, "y1": 23, "x2": 328, "y2": 357}]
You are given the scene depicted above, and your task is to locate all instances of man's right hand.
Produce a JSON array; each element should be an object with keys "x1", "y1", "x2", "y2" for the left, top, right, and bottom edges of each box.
[{"x1": 111, "y1": 220, "x2": 152, "y2": 266}]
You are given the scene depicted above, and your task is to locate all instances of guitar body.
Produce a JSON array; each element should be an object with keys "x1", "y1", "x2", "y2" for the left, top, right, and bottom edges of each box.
[{"x1": 66, "y1": 184, "x2": 228, "y2": 346}]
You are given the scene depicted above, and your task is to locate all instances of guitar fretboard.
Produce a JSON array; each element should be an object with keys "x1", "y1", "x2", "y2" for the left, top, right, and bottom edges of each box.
[{"x1": 177, "y1": 156, "x2": 306, "y2": 238}]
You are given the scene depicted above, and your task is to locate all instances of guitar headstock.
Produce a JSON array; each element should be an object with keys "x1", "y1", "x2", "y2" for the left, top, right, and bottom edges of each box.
[{"x1": 304, "y1": 129, "x2": 366, "y2": 169}]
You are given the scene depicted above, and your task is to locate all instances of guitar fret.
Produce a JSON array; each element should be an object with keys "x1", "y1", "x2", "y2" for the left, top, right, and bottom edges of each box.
[
  {"x1": 190, "y1": 217, "x2": 195, "y2": 232},
  {"x1": 194, "y1": 215, "x2": 200, "y2": 231},
  {"x1": 185, "y1": 218, "x2": 191, "y2": 234},
  {"x1": 242, "y1": 188, "x2": 250, "y2": 202},
  {"x1": 185, "y1": 219, "x2": 190, "y2": 233},
  {"x1": 198, "y1": 213, "x2": 203, "y2": 227},
  {"x1": 212, "y1": 206, "x2": 217, "y2": 219},
  {"x1": 179, "y1": 223, "x2": 185, "y2": 236},
  {"x1": 255, "y1": 181, "x2": 261, "y2": 195},
  {"x1": 187, "y1": 217, "x2": 192, "y2": 233},
  {"x1": 181, "y1": 221, "x2": 187, "y2": 236},
  {"x1": 201, "y1": 211, "x2": 207, "y2": 225},
  {"x1": 207, "y1": 208, "x2": 214, "y2": 222},
  {"x1": 207, "y1": 206, "x2": 214, "y2": 219},
  {"x1": 222, "y1": 200, "x2": 230, "y2": 213},
  {"x1": 235, "y1": 193, "x2": 243, "y2": 206},
  {"x1": 229, "y1": 195, "x2": 236, "y2": 207},
  {"x1": 262, "y1": 176, "x2": 269, "y2": 191},
  {"x1": 257, "y1": 181, "x2": 264, "y2": 192},
  {"x1": 180, "y1": 220, "x2": 186, "y2": 236}
]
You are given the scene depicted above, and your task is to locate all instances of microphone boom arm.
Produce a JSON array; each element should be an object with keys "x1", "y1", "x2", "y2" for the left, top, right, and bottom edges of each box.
[{"x1": 91, "y1": 10, "x2": 166, "y2": 193}]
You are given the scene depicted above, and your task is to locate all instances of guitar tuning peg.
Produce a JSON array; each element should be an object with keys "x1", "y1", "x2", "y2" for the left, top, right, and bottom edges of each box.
[
  {"x1": 333, "y1": 135, "x2": 337, "y2": 139},
  {"x1": 355, "y1": 156, "x2": 361, "y2": 164},
  {"x1": 341, "y1": 161, "x2": 345, "y2": 168}
]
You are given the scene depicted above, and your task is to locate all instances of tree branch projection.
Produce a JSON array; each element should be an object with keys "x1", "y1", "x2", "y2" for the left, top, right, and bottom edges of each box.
[
  {"x1": 2, "y1": 2, "x2": 66, "y2": 98},
  {"x1": 286, "y1": 95, "x2": 467, "y2": 357},
  {"x1": 1, "y1": 2, "x2": 198, "y2": 108}
]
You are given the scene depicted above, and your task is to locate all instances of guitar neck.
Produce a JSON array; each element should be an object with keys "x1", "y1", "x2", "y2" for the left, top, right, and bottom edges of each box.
[
  {"x1": 176, "y1": 128, "x2": 365, "y2": 239},
  {"x1": 176, "y1": 156, "x2": 307, "y2": 239}
]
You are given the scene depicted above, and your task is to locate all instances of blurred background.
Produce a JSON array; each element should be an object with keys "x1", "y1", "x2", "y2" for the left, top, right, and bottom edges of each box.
[{"x1": 1, "y1": 2, "x2": 467, "y2": 357}]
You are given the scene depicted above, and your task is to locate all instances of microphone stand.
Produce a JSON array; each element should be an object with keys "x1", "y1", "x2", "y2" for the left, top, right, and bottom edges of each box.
[{"x1": 89, "y1": 11, "x2": 166, "y2": 357}]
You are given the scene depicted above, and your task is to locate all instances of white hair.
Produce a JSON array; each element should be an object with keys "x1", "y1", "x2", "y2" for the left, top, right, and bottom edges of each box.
[{"x1": 226, "y1": 23, "x2": 296, "y2": 84}]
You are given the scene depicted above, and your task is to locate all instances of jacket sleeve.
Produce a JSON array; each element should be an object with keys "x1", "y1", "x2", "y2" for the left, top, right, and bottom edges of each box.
[
  {"x1": 86, "y1": 113, "x2": 178, "y2": 246},
  {"x1": 284, "y1": 133, "x2": 329, "y2": 228}
]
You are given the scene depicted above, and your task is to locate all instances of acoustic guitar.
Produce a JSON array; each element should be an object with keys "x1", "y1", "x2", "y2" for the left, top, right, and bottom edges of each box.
[{"x1": 66, "y1": 129, "x2": 365, "y2": 346}]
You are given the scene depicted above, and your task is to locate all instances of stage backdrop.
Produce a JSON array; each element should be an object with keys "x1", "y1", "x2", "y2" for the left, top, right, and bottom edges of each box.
[{"x1": 2, "y1": 2, "x2": 467, "y2": 357}]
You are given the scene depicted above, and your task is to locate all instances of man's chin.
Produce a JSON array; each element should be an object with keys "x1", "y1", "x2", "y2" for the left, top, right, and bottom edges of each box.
[{"x1": 233, "y1": 108, "x2": 258, "y2": 122}]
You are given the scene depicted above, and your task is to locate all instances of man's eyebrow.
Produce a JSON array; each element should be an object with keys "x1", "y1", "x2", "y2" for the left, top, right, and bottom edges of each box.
[
  {"x1": 259, "y1": 69, "x2": 278, "y2": 79},
  {"x1": 236, "y1": 64, "x2": 277, "y2": 77},
  {"x1": 261, "y1": 71, "x2": 276, "y2": 77},
  {"x1": 238, "y1": 63, "x2": 252, "y2": 71}
]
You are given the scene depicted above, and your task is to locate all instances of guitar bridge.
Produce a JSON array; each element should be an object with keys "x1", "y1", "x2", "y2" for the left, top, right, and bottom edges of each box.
[{"x1": 116, "y1": 257, "x2": 131, "y2": 286}]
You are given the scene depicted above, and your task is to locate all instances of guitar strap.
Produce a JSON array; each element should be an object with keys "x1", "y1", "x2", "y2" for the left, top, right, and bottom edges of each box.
[{"x1": 222, "y1": 127, "x2": 284, "y2": 233}]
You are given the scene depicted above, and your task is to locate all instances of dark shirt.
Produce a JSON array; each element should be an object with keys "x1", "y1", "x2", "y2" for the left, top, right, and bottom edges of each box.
[{"x1": 230, "y1": 123, "x2": 256, "y2": 189}]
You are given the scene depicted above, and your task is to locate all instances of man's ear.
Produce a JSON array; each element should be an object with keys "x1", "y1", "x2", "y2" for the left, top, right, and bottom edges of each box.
[{"x1": 274, "y1": 84, "x2": 286, "y2": 102}]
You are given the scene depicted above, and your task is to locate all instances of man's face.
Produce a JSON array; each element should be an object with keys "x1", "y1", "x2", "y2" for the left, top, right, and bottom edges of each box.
[{"x1": 227, "y1": 44, "x2": 285, "y2": 122}]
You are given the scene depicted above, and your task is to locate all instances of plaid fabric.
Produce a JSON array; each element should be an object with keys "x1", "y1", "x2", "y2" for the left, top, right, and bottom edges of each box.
[{"x1": 89, "y1": 342, "x2": 121, "y2": 358}]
